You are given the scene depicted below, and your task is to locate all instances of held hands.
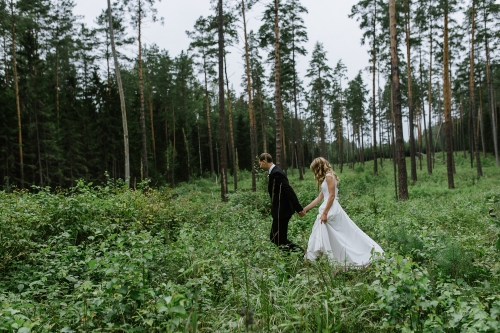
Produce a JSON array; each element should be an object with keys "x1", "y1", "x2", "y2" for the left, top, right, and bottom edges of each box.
[{"x1": 298, "y1": 210, "x2": 307, "y2": 218}]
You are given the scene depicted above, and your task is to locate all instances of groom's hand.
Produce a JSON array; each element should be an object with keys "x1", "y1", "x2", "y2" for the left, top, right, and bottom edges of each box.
[{"x1": 298, "y1": 210, "x2": 306, "y2": 218}]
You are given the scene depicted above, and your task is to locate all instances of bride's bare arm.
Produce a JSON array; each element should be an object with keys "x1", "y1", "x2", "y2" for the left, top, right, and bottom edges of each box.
[
  {"x1": 320, "y1": 176, "x2": 336, "y2": 223},
  {"x1": 303, "y1": 191, "x2": 324, "y2": 213}
]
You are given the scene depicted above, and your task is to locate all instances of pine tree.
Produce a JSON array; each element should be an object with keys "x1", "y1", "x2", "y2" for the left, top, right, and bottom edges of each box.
[
  {"x1": 389, "y1": 0, "x2": 409, "y2": 200},
  {"x1": 306, "y1": 42, "x2": 331, "y2": 158}
]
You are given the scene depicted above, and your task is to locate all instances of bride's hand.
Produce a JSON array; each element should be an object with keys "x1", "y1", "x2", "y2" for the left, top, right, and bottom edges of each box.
[{"x1": 320, "y1": 213, "x2": 327, "y2": 224}]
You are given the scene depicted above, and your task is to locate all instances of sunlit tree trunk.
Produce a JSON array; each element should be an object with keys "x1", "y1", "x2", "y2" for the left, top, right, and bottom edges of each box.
[{"x1": 389, "y1": 0, "x2": 408, "y2": 200}]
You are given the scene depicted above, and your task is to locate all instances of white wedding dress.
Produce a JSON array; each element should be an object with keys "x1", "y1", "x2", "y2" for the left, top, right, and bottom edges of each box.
[{"x1": 305, "y1": 174, "x2": 384, "y2": 267}]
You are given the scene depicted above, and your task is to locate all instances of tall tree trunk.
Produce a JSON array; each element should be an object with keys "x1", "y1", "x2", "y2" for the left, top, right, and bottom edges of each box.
[
  {"x1": 203, "y1": 60, "x2": 215, "y2": 178},
  {"x1": 107, "y1": 0, "x2": 130, "y2": 184},
  {"x1": 389, "y1": 0, "x2": 409, "y2": 200},
  {"x1": 291, "y1": 23, "x2": 303, "y2": 180},
  {"x1": 3, "y1": 36, "x2": 9, "y2": 85},
  {"x1": 319, "y1": 70, "x2": 326, "y2": 158},
  {"x1": 428, "y1": 19, "x2": 434, "y2": 173},
  {"x1": 478, "y1": 69, "x2": 486, "y2": 157},
  {"x1": 443, "y1": 2, "x2": 454, "y2": 189},
  {"x1": 197, "y1": 121, "x2": 202, "y2": 176},
  {"x1": 391, "y1": 82, "x2": 398, "y2": 200},
  {"x1": 378, "y1": 71, "x2": 384, "y2": 167},
  {"x1": 419, "y1": 43, "x2": 431, "y2": 174},
  {"x1": 404, "y1": 0, "x2": 417, "y2": 182},
  {"x1": 274, "y1": 0, "x2": 282, "y2": 167},
  {"x1": 172, "y1": 103, "x2": 176, "y2": 187},
  {"x1": 372, "y1": 0, "x2": 378, "y2": 174},
  {"x1": 258, "y1": 85, "x2": 267, "y2": 153},
  {"x1": 339, "y1": 82, "x2": 345, "y2": 173},
  {"x1": 149, "y1": 88, "x2": 157, "y2": 168},
  {"x1": 182, "y1": 127, "x2": 190, "y2": 182},
  {"x1": 224, "y1": 52, "x2": 237, "y2": 191},
  {"x1": 137, "y1": 2, "x2": 148, "y2": 180},
  {"x1": 484, "y1": 32, "x2": 498, "y2": 165},
  {"x1": 469, "y1": 1, "x2": 482, "y2": 177},
  {"x1": 460, "y1": 97, "x2": 466, "y2": 158},
  {"x1": 242, "y1": 0, "x2": 257, "y2": 192},
  {"x1": 218, "y1": 0, "x2": 228, "y2": 201},
  {"x1": 10, "y1": 0, "x2": 23, "y2": 189}
]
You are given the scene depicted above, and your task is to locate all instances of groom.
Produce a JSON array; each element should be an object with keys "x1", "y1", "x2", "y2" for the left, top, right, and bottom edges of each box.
[{"x1": 259, "y1": 153, "x2": 305, "y2": 253}]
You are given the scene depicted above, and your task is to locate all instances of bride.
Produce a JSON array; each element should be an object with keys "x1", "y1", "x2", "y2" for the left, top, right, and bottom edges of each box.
[{"x1": 302, "y1": 157, "x2": 384, "y2": 267}]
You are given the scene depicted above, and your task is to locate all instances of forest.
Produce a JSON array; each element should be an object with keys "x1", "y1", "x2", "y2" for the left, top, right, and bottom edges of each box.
[
  {"x1": 1, "y1": 0, "x2": 500, "y2": 331},
  {"x1": 0, "y1": 0, "x2": 498, "y2": 196}
]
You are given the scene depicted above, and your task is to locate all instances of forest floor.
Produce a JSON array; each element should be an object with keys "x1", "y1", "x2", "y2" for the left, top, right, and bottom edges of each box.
[{"x1": 1, "y1": 154, "x2": 500, "y2": 332}]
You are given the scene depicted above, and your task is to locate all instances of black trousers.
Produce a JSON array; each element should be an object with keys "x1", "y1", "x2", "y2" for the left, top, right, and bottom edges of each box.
[{"x1": 270, "y1": 212, "x2": 302, "y2": 252}]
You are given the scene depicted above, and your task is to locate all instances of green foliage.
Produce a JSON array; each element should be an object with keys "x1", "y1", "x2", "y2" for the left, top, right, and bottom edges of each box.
[{"x1": 1, "y1": 158, "x2": 500, "y2": 331}]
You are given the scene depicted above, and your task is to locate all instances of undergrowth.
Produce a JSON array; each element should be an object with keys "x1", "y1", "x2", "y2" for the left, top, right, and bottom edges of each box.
[{"x1": 1, "y1": 156, "x2": 500, "y2": 332}]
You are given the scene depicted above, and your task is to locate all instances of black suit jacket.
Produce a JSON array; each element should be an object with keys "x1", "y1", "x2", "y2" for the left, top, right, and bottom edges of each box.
[{"x1": 268, "y1": 166, "x2": 303, "y2": 218}]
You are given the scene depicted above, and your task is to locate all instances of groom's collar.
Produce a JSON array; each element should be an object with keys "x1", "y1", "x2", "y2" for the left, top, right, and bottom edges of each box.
[{"x1": 268, "y1": 164, "x2": 276, "y2": 174}]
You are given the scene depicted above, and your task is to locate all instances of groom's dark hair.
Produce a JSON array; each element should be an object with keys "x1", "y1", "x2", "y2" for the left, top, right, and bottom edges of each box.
[{"x1": 259, "y1": 153, "x2": 273, "y2": 163}]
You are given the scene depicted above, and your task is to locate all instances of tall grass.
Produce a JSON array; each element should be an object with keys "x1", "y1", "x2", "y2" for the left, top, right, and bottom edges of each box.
[{"x1": 1, "y1": 155, "x2": 500, "y2": 332}]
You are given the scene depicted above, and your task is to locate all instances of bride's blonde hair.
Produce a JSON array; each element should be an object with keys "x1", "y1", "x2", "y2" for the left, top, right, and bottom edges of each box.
[{"x1": 310, "y1": 157, "x2": 339, "y2": 187}]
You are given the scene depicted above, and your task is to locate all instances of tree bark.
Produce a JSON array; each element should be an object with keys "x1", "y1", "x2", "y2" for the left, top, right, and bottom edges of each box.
[
  {"x1": 182, "y1": 127, "x2": 190, "y2": 182},
  {"x1": 428, "y1": 17, "x2": 434, "y2": 173},
  {"x1": 137, "y1": 1, "x2": 148, "y2": 180},
  {"x1": 469, "y1": 1, "x2": 482, "y2": 177},
  {"x1": 218, "y1": 0, "x2": 228, "y2": 201},
  {"x1": 389, "y1": 0, "x2": 409, "y2": 200},
  {"x1": 149, "y1": 88, "x2": 157, "y2": 168},
  {"x1": 203, "y1": 57, "x2": 215, "y2": 178},
  {"x1": 274, "y1": 0, "x2": 282, "y2": 168},
  {"x1": 372, "y1": 0, "x2": 378, "y2": 174},
  {"x1": 10, "y1": 0, "x2": 23, "y2": 188},
  {"x1": 404, "y1": 0, "x2": 417, "y2": 182},
  {"x1": 419, "y1": 43, "x2": 430, "y2": 174},
  {"x1": 484, "y1": 29, "x2": 498, "y2": 166},
  {"x1": 107, "y1": 0, "x2": 130, "y2": 184},
  {"x1": 291, "y1": 20, "x2": 303, "y2": 180},
  {"x1": 224, "y1": 54, "x2": 237, "y2": 191},
  {"x1": 478, "y1": 69, "x2": 486, "y2": 157},
  {"x1": 443, "y1": 2, "x2": 454, "y2": 189},
  {"x1": 242, "y1": 0, "x2": 257, "y2": 192}
]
